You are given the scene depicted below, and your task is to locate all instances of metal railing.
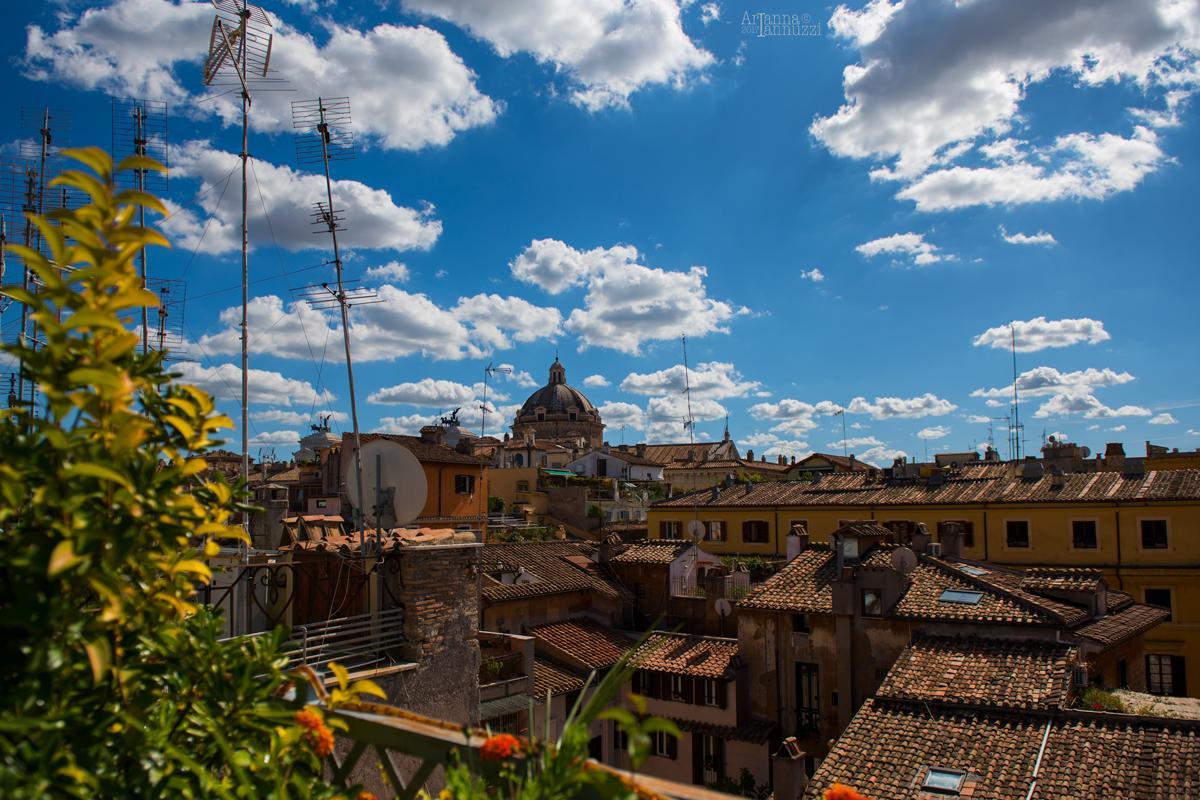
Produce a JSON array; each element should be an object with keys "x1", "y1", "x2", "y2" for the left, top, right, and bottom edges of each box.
[
  {"x1": 284, "y1": 607, "x2": 407, "y2": 672},
  {"x1": 670, "y1": 573, "x2": 753, "y2": 600}
]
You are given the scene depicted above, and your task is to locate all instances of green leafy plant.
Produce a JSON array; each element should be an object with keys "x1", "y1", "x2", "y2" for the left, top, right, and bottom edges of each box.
[
  {"x1": 0, "y1": 148, "x2": 356, "y2": 798},
  {"x1": 1077, "y1": 685, "x2": 1126, "y2": 713}
]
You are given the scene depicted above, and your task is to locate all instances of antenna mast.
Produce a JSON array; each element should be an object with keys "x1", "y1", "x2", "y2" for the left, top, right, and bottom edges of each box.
[
  {"x1": 112, "y1": 98, "x2": 168, "y2": 354},
  {"x1": 1010, "y1": 323, "x2": 1022, "y2": 461},
  {"x1": 681, "y1": 334, "x2": 695, "y2": 446},
  {"x1": 203, "y1": 0, "x2": 277, "y2": 534},
  {"x1": 479, "y1": 361, "x2": 511, "y2": 533},
  {"x1": 292, "y1": 97, "x2": 381, "y2": 553}
]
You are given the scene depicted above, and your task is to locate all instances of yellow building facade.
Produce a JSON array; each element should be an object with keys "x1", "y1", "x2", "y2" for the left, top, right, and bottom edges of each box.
[{"x1": 648, "y1": 463, "x2": 1200, "y2": 698}]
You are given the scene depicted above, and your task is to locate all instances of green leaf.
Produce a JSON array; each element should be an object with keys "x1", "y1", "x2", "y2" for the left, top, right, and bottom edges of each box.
[
  {"x1": 85, "y1": 638, "x2": 112, "y2": 684},
  {"x1": 61, "y1": 147, "x2": 113, "y2": 180},
  {"x1": 48, "y1": 539, "x2": 84, "y2": 577},
  {"x1": 64, "y1": 462, "x2": 134, "y2": 492}
]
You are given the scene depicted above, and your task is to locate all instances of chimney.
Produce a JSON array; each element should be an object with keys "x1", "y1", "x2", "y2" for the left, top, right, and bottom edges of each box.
[
  {"x1": 1105, "y1": 442, "x2": 1126, "y2": 469},
  {"x1": 746, "y1": 449, "x2": 754, "y2": 462},
  {"x1": 910, "y1": 522, "x2": 930, "y2": 554},
  {"x1": 419, "y1": 425, "x2": 444, "y2": 445},
  {"x1": 791, "y1": 455, "x2": 797, "y2": 465},
  {"x1": 786, "y1": 524, "x2": 809, "y2": 560},
  {"x1": 940, "y1": 522, "x2": 964, "y2": 559},
  {"x1": 778, "y1": 454, "x2": 787, "y2": 465},
  {"x1": 636, "y1": 443, "x2": 647, "y2": 457}
]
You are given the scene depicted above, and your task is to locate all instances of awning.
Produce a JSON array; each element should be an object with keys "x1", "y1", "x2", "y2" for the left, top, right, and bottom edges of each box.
[
  {"x1": 480, "y1": 693, "x2": 532, "y2": 720},
  {"x1": 541, "y1": 469, "x2": 576, "y2": 477}
]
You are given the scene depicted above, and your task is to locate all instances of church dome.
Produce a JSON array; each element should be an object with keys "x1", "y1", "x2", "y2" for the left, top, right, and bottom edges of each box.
[{"x1": 517, "y1": 359, "x2": 598, "y2": 418}]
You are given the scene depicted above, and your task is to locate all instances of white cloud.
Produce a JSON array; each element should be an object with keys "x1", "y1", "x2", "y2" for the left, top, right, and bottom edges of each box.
[
  {"x1": 973, "y1": 317, "x2": 1110, "y2": 353},
  {"x1": 972, "y1": 366, "x2": 1133, "y2": 400},
  {"x1": 1109, "y1": 424, "x2": 1128, "y2": 432},
  {"x1": 24, "y1": 2, "x2": 499, "y2": 150},
  {"x1": 249, "y1": 430, "x2": 301, "y2": 447},
  {"x1": 375, "y1": 414, "x2": 435, "y2": 435},
  {"x1": 451, "y1": 294, "x2": 563, "y2": 350},
  {"x1": 583, "y1": 374, "x2": 611, "y2": 388},
  {"x1": 511, "y1": 239, "x2": 743, "y2": 354},
  {"x1": 404, "y1": 0, "x2": 714, "y2": 111},
  {"x1": 620, "y1": 361, "x2": 759, "y2": 399},
  {"x1": 367, "y1": 378, "x2": 478, "y2": 406},
  {"x1": 966, "y1": 415, "x2": 991, "y2": 424},
  {"x1": 1033, "y1": 393, "x2": 1152, "y2": 420},
  {"x1": 827, "y1": 436, "x2": 883, "y2": 450},
  {"x1": 917, "y1": 425, "x2": 950, "y2": 440},
  {"x1": 858, "y1": 444, "x2": 908, "y2": 468},
  {"x1": 645, "y1": 394, "x2": 726, "y2": 441},
  {"x1": 800, "y1": 267, "x2": 825, "y2": 282},
  {"x1": 896, "y1": 128, "x2": 1169, "y2": 212},
  {"x1": 163, "y1": 142, "x2": 441, "y2": 255},
  {"x1": 749, "y1": 398, "x2": 844, "y2": 436},
  {"x1": 252, "y1": 408, "x2": 348, "y2": 426},
  {"x1": 847, "y1": 394, "x2": 957, "y2": 420},
  {"x1": 812, "y1": 0, "x2": 1199, "y2": 201},
  {"x1": 175, "y1": 361, "x2": 333, "y2": 407},
  {"x1": 597, "y1": 401, "x2": 646, "y2": 431},
  {"x1": 1149, "y1": 412, "x2": 1179, "y2": 425},
  {"x1": 999, "y1": 225, "x2": 1057, "y2": 246},
  {"x1": 1189, "y1": 429, "x2": 1200, "y2": 436},
  {"x1": 365, "y1": 262, "x2": 412, "y2": 282},
  {"x1": 855, "y1": 232, "x2": 952, "y2": 266},
  {"x1": 700, "y1": 3, "x2": 720, "y2": 26},
  {"x1": 199, "y1": 286, "x2": 560, "y2": 363},
  {"x1": 495, "y1": 364, "x2": 539, "y2": 388}
]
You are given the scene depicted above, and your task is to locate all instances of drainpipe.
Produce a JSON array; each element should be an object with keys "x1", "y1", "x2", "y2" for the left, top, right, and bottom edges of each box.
[{"x1": 983, "y1": 509, "x2": 990, "y2": 562}]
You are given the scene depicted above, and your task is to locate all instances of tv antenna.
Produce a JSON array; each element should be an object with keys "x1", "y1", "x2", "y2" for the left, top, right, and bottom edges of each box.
[
  {"x1": 292, "y1": 95, "x2": 382, "y2": 550},
  {"x1": 1010, "y1": 324, "x2": 1023, "y2": 461},
  {"x1": 202, "y1": 0, "x2": 279, "y2": 535},
  {"x1": 111, "y1": 98, "x2": 168, "y2": 355},
  {"x1": 480, "y1": 361, "x2": 512, "y2": 440},
  {"x1": 681, "y1": 334, "x2": 695, "y2": 445}
]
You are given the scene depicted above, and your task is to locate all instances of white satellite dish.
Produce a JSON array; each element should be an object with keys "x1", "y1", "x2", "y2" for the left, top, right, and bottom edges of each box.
[
  {"x1": 714, "y1": 598, "x2": 732, "y2": 618},
  {"x1": 346, "y1": 439, "x2": 428, "y2": 529},
  {"x1": 890, "y1": 546, "x2": 918, "y2": 576},
  {"x1": 686, "y1": 520, "x2": 705, "y2": 539}
]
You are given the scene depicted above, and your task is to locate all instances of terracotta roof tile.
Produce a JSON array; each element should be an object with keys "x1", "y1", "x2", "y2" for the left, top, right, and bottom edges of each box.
[
  {"x1": 532, "y1": 658, "x2": 586, "y2": 699},
  {"x1": 610, "y1": 539, "x2": 693, "y2": 564},
  {"x1": 670, "y1": 716, "x2": 776, "y2": 744},
  {"x1": 529, "y1": 619, "x2": 634, "y2": 670},
  {"x1": 735, "y1": 547, "x2": 835, "y2": 613},
  {"x1": 655, "y1": 465, "x2": 1200, "y2": 508},
  {"x1": 877, "y1": 636, "x2": 1076, "y2": 711},
  {"x1": 1075, "y1": 602, "x2": 1171, "y2": 647},
  {"x1": 632, "y1": 633, "x2": 739, "y2": 678},
  {"x1": 641, "y1": 441, "x2": 739, "y2": 466},
  {"x1": 1021, "y1": 568, "x2": 1106, "y2": 593},
  {"x1": 355, "y1": 432, "x2": 487, "y2": 465},
  {"x1": 480, "y1": 541, "x2": 627, "y2": 603}
]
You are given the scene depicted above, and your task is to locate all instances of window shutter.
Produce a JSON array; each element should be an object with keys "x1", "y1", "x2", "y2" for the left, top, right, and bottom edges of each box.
[
  {"x1": 667, "y1": 732, "x2": 678, "y2": 760},
  {"x1": 659, "y1": 521, "x2": 669, "y2": 538},
  {"x1": 689, "y1": 676, "x2": 700, "y2": 705},
  {"x1": 1174, "y1": 656, "x2": 1188, "y2": 697},
  {"x1": 718, "y1": 678, "x2": 728, "y2": 709}
]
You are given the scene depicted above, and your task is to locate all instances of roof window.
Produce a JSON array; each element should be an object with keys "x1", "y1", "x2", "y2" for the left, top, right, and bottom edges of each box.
[
  {"x1": 922, "y1": 768, "x2": 966, "y2": 794},
  {"x1": 939, "y1": 589, "x2": 983, "y2": 605},
  {"x1": 958, "y1": 565, "x2": 988, "y2": 577}
]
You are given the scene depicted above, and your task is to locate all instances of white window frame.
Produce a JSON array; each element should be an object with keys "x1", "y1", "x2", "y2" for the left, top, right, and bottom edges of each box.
[
  {"x1": 705, "y1": 520, "x2": 726, "y2": 542},
  {"x1": 703, "y1": 678, "x2": 720, "y2": 707},
  {"x1": 669, "y1": 674, "x2": 685, "y2": 701},
  {"x1": 651, "y1": 730, "x2": 672, "y2": 757}
]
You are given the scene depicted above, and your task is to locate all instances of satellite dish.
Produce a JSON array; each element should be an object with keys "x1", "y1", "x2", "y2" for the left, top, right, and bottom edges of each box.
[
  {"x1": 686, "y1": 519, "x2": 705, "y2": 540},
  {"x1": 714, "y1": 598, "x2": 732, "y2": 618},
  {"x1": 890, "y1": 546, "x2": 918, "y2": 576},
  {"x1": 346, "y1": 439, "x2": 428, "y2": 529}
]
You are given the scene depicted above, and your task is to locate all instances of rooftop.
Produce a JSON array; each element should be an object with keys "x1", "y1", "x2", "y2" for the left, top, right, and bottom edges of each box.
[
  {"x1": 654, "y1": 463, "x2": 1200, "y2": 508},
  {"x1": 609, "y1": 538, "x2": 694, "y2": 565},
  {"x1": 631, "y1": 632, "x2": 739, "y2": 678},
  {"x1": 479, "y1": 541, "x2": 628, "y2": 603},
  {"x1": 354, "y1": 432, "x2": 487, "y2": 465},
  {"x1": 529, "y1": 619, "x2": 634, "y2": 671},
  {"x1": 532, "y1": 658, "x2": 586, "y2": 699}
]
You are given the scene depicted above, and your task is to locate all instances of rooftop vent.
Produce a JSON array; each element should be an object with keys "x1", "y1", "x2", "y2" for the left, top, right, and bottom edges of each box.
[{"x1": 926, "y1": 542, "x2": 944, "y2": 558}]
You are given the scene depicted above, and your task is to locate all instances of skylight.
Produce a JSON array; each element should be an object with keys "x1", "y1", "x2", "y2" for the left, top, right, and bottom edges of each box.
[
  {"x1": 939, "y1": 589, "x2": 984, "y2": 605},
  {"x1": 958, "y1": 565, "x2": 988, "y2": 577},
  {"x1": 922, "y1": 768, "x2": 966, "y2": 794}
]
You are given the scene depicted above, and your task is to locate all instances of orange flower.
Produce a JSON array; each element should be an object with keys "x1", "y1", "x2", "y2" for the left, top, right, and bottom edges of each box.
[
  {"x1": 480, "y1": 732, "x2": 521, "y2": 761},
  {"x1": 825, "y1": 784, "x2": 869, "y2": 800},
  {"x1": 295, "y1": 708, "x2": 335, "y2": 758},
  {"x1": 356, "y1": 793, "x2": 378, "y2": 800}
]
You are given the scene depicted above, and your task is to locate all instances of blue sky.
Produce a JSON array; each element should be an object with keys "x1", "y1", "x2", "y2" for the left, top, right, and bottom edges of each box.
[{"x1": 3, "y1": 0, "x2": 1199, "y2": 465}]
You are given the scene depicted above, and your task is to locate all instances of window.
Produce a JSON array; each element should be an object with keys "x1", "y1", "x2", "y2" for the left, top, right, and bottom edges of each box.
[
  {"x1": 959, "y1": 565, "x2": 988, "y2": 577},
  {"x1": 537, "y1": 412, "x2": 545, "y2": 421},
  {"x1": 705, "y1": 520, "x2": 726, "y2": 541},
  {"x1": 1072, "y1": 520, "x2": 1098, "y2": 549},
  {"x1": 669, "y1": 675, "x2": 685, "y2": 701},
  {"x1": 1147, "y1": 654, "x2": 1187, "y2": 696},
  {"x1": 651, "y1": 730, "x2": 676, "y2": 759},
  {"x1": 614, "y1": 726, "x2": 628, "y2": 751},
  {"x1": 516, "y1": 480, "x2": 529, "y2": 492},
  {"x1": 861, "y1": 589, "x2": 883, "y2": 617},
  {"x1": 938, "y1": 520, "x2": 975, "y2": 548},
  {"x1": 660, "y1": 520, "x2": 682, "y2": 538},
  {"x1": 922, "y1": 768, "x2": 966, "y2": 794},
  {"x1": 940, "y1": 589, "x2": 984, "y2": 605},
  {"x1": 455, "y1": 474, "x2": 476, "y2": 494},
  {"x1": 1141, "y1": 519, "x2": 1169, "y2": 549},
  {"x1": 1145, "y1": 588, "x2": 1173, "y2": 621},
  {"x1": 795, "y1": 662, "x2": 819, "y2": 732},
  {"x1": 514, "y1": 453, "x2": 524, "y2": 467},
  {"x1": 742, "y1": 520, "x2": 769, "y2": 544},
  {"x1": 1117, "y1": 659, "x2": 1128, "y2": 689},
  {"x1": 703, "y1": 678, "x2": 720, "y2": 707},
  {"x1": 789, "y1": 519, "x2": 808, "y2": 534},
  {"x1": 596, "y1": 458, "x2": 607, "y2": 477},
  {"x1": 792, "y1": 613, "x2": 810, "y2": 633},
  {"x1": 1005, "y1": 520, "x2": 1030, "y2": 549},
  {"x1": 315, "y1": 499, "x2": 327, "y2": 508},
  {"x1": 569, "y1": 412, "x2": 577, "y2": 421}
]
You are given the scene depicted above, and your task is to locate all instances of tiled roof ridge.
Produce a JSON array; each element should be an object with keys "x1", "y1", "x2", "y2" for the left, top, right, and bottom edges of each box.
[{"x1": 871, "y1": 693, "x2": 1200, "y2": 732}]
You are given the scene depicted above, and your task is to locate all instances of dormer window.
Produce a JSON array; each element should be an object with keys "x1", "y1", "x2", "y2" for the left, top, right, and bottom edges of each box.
[{"x1": 922, "y1": 768, "x2": 966, "y2": 794}]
